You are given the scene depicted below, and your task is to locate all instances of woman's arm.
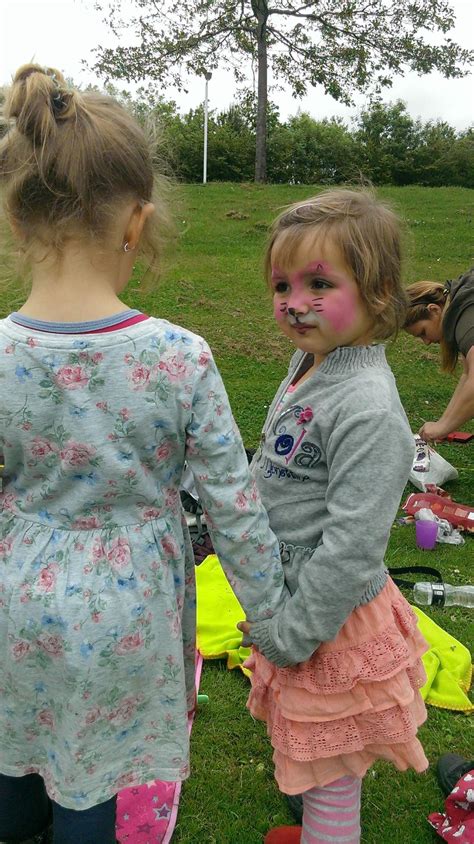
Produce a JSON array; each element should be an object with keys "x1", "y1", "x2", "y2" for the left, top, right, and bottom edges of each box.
[{"x1": 419, "y1": 346, "x2": 474, "y2": 440}]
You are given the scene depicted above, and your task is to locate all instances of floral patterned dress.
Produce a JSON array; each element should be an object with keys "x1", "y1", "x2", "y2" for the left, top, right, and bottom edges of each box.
[{"x1": 0, "y1": 313, "x2": 285, "y2": 810}]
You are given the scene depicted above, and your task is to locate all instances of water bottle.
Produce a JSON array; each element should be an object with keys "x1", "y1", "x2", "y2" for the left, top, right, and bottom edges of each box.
[{"x1": 413, "y1": 582, "x2": 474, "y2": 608}]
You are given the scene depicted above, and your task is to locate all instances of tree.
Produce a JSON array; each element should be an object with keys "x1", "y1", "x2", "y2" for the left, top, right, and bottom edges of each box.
[
  {"x1": 354, "y1": 100, "x2": 421, "y2": 184},
  {"x1": 90, "y1": 0, "x2": 472, "y2": 182},
  {"x1": 268, "y1": 113, "x2": 357, "y2": 184}
]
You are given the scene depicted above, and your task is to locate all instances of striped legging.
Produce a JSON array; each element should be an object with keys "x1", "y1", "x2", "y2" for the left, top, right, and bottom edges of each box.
[{"x1": 302, "y1": 775, "x2": 361, "y2": 844}]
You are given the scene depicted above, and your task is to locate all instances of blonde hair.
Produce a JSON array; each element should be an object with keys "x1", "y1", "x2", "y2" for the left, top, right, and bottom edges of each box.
[
  {"x1": 404, "y1": 280, "x2": 454, "y2": 371},
  {"x1": 264, "y1": 188, "x2": 407, "y2": 341},
  {"x1": 0, "y1": 63, "x2": 173, "y2": 285}
]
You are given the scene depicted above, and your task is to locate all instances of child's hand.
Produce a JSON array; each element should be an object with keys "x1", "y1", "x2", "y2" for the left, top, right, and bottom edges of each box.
[{"x1": 237, "y1": 620, "x2": 254, "y2": 650}]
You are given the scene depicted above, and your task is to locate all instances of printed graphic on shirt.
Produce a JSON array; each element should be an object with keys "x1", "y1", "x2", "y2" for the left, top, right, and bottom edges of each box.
[{"x1": 269, "y1": 404, "x2": 321, "y2": 476}]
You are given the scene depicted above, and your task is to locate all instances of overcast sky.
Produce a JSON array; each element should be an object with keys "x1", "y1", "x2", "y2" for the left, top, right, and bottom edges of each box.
[{"x1": 0, "y1": 0, "x2": 473, "y2": 130}]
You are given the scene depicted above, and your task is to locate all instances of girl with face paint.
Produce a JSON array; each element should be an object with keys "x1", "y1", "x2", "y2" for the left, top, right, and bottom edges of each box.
[{"x1": 237, "y1": 189, "x2": 429, "y2": 844}]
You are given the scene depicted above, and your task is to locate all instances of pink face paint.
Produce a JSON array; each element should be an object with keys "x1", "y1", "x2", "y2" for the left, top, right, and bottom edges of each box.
[{"x1": 271, "y1": 261, "x2": 356, "y2": 333}]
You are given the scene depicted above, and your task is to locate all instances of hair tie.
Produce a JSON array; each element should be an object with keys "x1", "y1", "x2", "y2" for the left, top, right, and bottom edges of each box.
[{"x1": 51, "y1": 91, "x2": 67, "y2": 115}]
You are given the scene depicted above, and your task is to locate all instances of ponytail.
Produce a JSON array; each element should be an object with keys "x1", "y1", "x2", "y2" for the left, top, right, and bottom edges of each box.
[
  {"x1": 404, "y1": 280, "x2": 456, "y2": 372},
  {"x1": 0, "y1": 63, "x2": 173, "y2": 284}
]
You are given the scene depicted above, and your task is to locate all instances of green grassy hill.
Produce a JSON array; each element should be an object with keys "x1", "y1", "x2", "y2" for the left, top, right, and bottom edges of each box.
[{"x1": 2, "y1": 183, "x2": 473, "y2": 842}]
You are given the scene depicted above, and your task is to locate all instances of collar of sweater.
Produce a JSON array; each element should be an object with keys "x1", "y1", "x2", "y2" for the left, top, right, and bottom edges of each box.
[{"x1": 302, "y1": 343, "x2": 389, "y2": 377}]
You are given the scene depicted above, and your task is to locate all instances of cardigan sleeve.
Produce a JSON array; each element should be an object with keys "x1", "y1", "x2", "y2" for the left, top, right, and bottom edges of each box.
[{"x1": 185, "y1": 340, "x2": 288, "y2": 622}]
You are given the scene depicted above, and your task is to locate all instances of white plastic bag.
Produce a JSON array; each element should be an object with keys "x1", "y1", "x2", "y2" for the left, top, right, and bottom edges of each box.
[{"x1": 409, "y1": 434, "x2": 458, "y2": 492}]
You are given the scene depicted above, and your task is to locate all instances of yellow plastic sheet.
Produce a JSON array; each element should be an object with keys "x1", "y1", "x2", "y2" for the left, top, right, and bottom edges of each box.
[{"x1": 196, "y1": 555, "x2": 473, "y2": 712}]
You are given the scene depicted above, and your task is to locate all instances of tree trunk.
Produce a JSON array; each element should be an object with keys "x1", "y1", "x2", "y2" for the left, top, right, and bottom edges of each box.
[{"x1": 253, "y1": 1, "x2": 268, "y2": 182}]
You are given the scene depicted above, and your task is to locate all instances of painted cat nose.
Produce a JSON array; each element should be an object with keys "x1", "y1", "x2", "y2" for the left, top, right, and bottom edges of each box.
[{"x1": 288, "y1": 306, "x2": 308, "y2": 317}]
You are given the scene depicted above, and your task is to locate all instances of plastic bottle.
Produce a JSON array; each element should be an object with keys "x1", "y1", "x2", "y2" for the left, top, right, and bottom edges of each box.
[{"x1": 413, "y1": 582, "x2": 474, "y2": 608}]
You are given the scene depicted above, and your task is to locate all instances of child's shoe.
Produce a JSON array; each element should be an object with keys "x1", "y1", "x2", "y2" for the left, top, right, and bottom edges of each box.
[{"x1": 264, "y1": 826, "x2": 302, "y2": 843}]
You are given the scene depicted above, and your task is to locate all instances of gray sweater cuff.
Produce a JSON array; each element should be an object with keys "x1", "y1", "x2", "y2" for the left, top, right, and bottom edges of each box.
[
  {"x1": 249, "y1": 618, "x2": 319, "y2": 668},
  {"x1": 249, "y1": 619, "x2": 290, "y2": 666}
]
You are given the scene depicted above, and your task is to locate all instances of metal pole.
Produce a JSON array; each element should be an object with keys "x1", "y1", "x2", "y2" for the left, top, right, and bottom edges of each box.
[{"x1": 203, "y1": 77, "x2": 209, "y2": 185}]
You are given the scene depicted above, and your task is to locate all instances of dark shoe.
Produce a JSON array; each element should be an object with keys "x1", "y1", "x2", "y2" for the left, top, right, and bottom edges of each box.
[
  {"x1": 285, "y1": 793, "x2": 303, "y2": 823},
  {"x1": 437, "y1": 753, "x2": 474, "y2": 796}
]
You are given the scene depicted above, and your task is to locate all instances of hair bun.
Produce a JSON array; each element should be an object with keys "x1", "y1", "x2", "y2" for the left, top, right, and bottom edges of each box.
[{"x1": 5, "y1": 63, "x2": 73, "y2": 144}]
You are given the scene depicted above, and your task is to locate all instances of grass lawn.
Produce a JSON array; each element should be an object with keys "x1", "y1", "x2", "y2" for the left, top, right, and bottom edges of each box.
[{"x1": 2, "y1": 183, "x2": 473, "y2": 842}]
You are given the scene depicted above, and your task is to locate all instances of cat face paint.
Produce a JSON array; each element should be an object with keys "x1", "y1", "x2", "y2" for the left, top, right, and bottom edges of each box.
[
  {"x1": 271, "y1": 260, "x2": 357, "y2": 332},
  {"x1": 270, "y1": 235, "x2": 374, "y2": 362}
]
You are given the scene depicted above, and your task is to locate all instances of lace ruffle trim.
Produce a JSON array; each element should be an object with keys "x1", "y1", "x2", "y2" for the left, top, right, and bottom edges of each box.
[
  {"x1": 262, "y1": 694, "x2": 427, "y2": 761},
  {"x1": 247, "y1": 599, "x2": 426, "y2": 695}
]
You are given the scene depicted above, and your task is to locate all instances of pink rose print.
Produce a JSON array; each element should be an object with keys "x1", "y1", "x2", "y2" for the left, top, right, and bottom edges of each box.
[
  {"x1": 235, "y1": 491, "x2": 248, "y2": 510},
  {"x1": 85, "y1": 706, "x2": 102, "y2": 724},
  {"x1": 107, "y1": 537, "x2": 131, "y2": 571},
  {"x1": 297, "y1": 406, "x2": 314, "y2": 425},
  {"x1": 37, "y1": 634, "x2": 64, "y2": 656},
  {"x1": 36, "y1": 564, "x2": 59, "y2": 593},
  {"x1": 166, "y1": 610, "x2": 181, "y2": 638},
  {"x1": 91, "y1": 538, "x2": 106, "y2": 563},
  {"x1": 165, "y1": 488, "x2": 179, "y2": 508},
  {"x1": 29, "y1": 437, "x2": 56, "y2": 461},
  {"x1": 161, "y1": 535, "x2": 180, "y2": 558},
  {"x1": 96, "y1": 401, "x2": 108, "y2": 412},
  {"x1": 115, "y1": 632, "x2": 144, "y2": 655},
  {"x1": 142, "y1": 507, "x2": 162, "y2": 521},
  {"x1": 0, "y1": 493, "x2": 18, "y2": 513},
  {"x1": 37, "y1": 709, "x2": 54, "y2": 728},
  {"x1": 27, "y1": 337, "x2": 38, "y2": 347},
  {"x1": 129, "y1": 363, "x2": 151, "y2": 389},
  {"x1": 157, "y1": 352, "x2": 188, "y2": 382},
  {"x1": 198, "y1": 351, "x2": 211, "y2": 367},
  {"x1": 119, "y1": 407, "x2": 131, "y2": 420},
  {"x1": 250, "y1": 480, "x2": 259, "y2": 502},
  {"x1": 72, "y1": 516, "x2": 102, "y2": 530},
  {"x1": 108, "y1": 696, "x2": 139, "y2": 725},
  {"x1": 155, "y1": 442, "x2": 172, "y2": 461},
  {"x1": 60, "y1": 441, "x2": 96, "y2": 467},
  {"x1": 115, "y1": 772, "x2": 136, "y2": 790},
  {"x1": 91, "y1": 352, "x2": 103, "y2": 364},
  {"x1": 0, "y1": 538, "x2": 13, "y2": 555},
  {"x1": 11, "y1": 640, "x2": 31, "y2": 661},
  {"x1": 55, "y1": 365, "x2": 89, "y2": 389}
]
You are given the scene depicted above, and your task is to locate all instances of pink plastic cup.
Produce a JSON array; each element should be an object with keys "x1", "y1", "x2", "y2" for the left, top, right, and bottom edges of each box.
[{"x1": 415, "y1": 519, "x2": 438, "y2": 551}]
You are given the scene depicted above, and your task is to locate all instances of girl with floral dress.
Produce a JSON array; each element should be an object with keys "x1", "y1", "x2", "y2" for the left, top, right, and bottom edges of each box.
[
  {"x1": 238, "y1": 189, "x2": 429, "y2": 844},
  {"x1": 0, "y1": 65, "x2": 287, "y2": 843}
]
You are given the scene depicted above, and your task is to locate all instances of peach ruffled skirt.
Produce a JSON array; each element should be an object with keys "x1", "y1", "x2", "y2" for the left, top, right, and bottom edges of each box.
[{"x1": 246, "y1": 578, "x2": 429, "y2": 794}]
